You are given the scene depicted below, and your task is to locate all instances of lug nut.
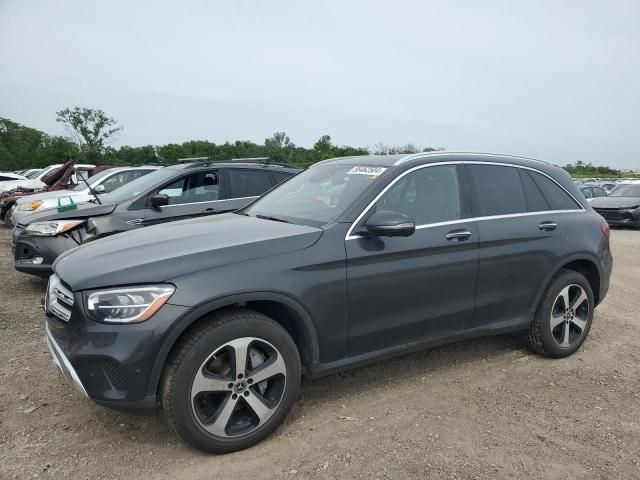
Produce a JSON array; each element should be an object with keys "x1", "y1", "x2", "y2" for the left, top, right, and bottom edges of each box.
[
  {"x1": 247, "y1": 379, "x2": 253, "y2": 384},
  {"x1": 228, "y1": 383, "x2": 233, "y2": 389},
  {"x1": 244, "y1": 391, "x2": 250, "y2": 397},
  {"x1": 238, "y1": 373, "x2": 244, "y2": 379},
  {"x1": 232, "y1": 394, "x2": 238, "y2": 400}
]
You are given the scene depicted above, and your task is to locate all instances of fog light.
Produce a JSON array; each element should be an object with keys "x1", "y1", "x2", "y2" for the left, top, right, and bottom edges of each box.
[{"x1": 20, "y1": 257, "x2": 43, "y2": 264}]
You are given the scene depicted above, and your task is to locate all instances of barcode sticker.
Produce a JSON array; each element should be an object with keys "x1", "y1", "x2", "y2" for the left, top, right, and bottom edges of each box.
[{"x1": 347, "y1": 166, "x2": 387, "y2": 177}]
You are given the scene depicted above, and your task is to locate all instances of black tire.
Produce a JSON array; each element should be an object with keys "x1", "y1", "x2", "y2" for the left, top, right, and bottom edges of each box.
[
  {"x1": 526, "y1": 269, "x2": 594, "y2": 358},
  {"x1": 161, "y1": 308, "x2": 301, "y2": 453},
  {"x1": 2, "y1": 209, "x2": 12, "y2": 228}
]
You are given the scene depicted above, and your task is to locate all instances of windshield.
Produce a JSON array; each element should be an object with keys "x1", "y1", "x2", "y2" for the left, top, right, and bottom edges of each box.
[
  {"x1": 25, "y1": 169, "x2": 43, "y2": 179},
  {"x1": 100, "y1": 167, "x2": 176, "y2": 204},
  {"x1": 244, "y1": 164, "x2": 387, "y2": 227},
  {"x1": 71, "y1": 168, "x2": 114, "y2": 191},
  {"x1": 608, "y1": 184, "x2": 640, "y2": 197}
]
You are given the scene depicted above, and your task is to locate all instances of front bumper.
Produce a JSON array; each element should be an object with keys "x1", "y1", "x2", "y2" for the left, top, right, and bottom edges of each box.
[
  {"x1": 46, "y1": 298, "x2": 192, "y2": 413},
  {"x1": 13, "y1": 229, "x2": 79, "y2": 276},
  {"x1": 594, "y1": 208, "x2": 640, "y2": 227},
  {"x1": 45, "y1": 323, "x2": 89, "y2": 398}
]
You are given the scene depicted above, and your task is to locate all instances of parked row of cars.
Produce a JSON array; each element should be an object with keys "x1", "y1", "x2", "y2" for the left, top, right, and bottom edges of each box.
[{"x1": 1, "y1": 154, "x2": 616, "y2": 453}]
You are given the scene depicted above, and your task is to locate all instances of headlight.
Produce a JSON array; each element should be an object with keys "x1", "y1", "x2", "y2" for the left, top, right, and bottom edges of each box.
[
  {"x1": 25, "y1": 220, "x2": 85, "y2": 236},
  {"x1": 17, "y1": 200, "x2": 43, "y2": 212},
  {"x1": 85, "y1": 285, "x2": 175, "y2": 323}
]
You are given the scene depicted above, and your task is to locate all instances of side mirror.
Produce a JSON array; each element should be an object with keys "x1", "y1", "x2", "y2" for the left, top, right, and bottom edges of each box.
[
  {"x1": 93, "y1": 184, "x2": 105, "y2": 194},
  {"x1": 149, "y1": 193, "x2": 170, "y2": 210},
  {"x1": 361, "y1": 210, "x2": 415, "y2": 237}
]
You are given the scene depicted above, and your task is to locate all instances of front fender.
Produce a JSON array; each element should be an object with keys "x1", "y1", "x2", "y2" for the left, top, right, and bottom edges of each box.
[{"x1": 146, "y1": 291, "x2": 320, "y2": 398}]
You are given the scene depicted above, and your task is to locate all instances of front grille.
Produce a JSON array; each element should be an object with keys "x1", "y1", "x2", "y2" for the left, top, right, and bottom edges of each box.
[{"x1": 46, "y1": 275, "x2": 74, "y2": 322}]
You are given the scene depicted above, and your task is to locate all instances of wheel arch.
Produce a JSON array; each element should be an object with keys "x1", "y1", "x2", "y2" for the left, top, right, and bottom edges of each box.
[
  {"x1": 531, "y1": 254, "x2": 603, "y2": 319},
  {"x1": 147, "y1": 292, "x2": 320, "y2": 399}
]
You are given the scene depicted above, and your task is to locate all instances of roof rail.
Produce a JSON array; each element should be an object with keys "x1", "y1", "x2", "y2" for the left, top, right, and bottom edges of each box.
[{"x1": 177, "y1": 156, "x2": 210, "y2": 164}]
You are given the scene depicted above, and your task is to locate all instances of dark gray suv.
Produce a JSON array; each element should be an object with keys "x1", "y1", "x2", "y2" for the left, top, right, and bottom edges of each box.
[{"x1": 43, "y1": 153, "x2": 612, "y2": 453}]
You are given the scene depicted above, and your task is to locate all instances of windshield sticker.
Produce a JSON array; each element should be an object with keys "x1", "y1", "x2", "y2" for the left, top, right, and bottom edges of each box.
[{"x1": 347, "y1": 166, "x2": 387, "y2": 177}]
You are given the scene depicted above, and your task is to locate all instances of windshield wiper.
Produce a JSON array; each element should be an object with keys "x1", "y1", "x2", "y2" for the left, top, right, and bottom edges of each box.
[{"x1": 255, "y1": 214, "x2": 290, "y2": 224}]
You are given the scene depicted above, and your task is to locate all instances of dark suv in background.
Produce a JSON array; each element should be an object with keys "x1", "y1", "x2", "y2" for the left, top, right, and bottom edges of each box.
[
  {"x1": 13, "y1": 160, "x2": 300, "y2": 275},
  {"x1": 43, "y1": 152, "x2": 612, "y2": 453}
]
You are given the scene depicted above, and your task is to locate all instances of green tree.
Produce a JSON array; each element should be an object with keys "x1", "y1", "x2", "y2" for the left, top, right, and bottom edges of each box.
[
  {"x1": 265, "y1": 132, "x2": 296, "y2": 163},
  {"x1": 56, "y1": 107, "x2": 122, "y2": 162}
]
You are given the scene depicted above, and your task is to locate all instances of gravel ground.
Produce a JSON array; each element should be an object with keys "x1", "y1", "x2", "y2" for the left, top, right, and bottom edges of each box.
[{"x1": 1, "y1": 227, "x2": 639, "y2": 480}]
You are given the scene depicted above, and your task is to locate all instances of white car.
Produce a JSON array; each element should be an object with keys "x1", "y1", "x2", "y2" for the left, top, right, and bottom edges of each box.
[
  {"x1": 0, "y1": 164, "x2": 65, "y2": 194},
  {"x1": 10, "y1": 166, "x2": 160, "y2": 225},
  {"x1": 0, "y1": 172, "x2": 28, "y2": 189}
]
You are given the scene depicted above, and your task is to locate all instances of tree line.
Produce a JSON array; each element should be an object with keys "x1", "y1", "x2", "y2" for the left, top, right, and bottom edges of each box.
[{"x1": 1, "y1": 107, "x2": 629, "y2": 177}]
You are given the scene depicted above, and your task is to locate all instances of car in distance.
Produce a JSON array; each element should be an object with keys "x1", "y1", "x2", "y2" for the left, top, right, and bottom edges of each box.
[
  {"x1": 14, "y1": 160, "x2": 299, "y2": 276},
  {"x1": 44, "y1": 152, "x2": 612, "y2": 453},
  {"x1": 591, "y1": 183, "x2": 640, "y2": 228},
  {"x1": 579, "y1": 184, "x2": 608, "y2": 202},
  {"x1": 10, "y1": 166, "x2": 160, "y2": 227}
]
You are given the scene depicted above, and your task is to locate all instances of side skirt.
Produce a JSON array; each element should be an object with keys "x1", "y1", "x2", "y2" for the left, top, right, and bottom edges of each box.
[{"x1": 309, "y1": 317, "x2": 530, "y2": 379}]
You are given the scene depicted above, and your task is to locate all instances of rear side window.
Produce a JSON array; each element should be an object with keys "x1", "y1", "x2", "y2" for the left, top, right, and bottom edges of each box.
[
  {"x1": 272, "y1": 171, "x2": 294, "y2": 185},
  {"x1": 468, "y1": 165, "x2": 527, "y2": 216},
  {"x1": 228, "y1": 169, "x2": 273, "y2": 198},
  {"x1": 529, "y1": 171, "x2": 582, "y2": 210},
  {"x1": 519, "y1": 169, "x2": 550, "y2": 212}
]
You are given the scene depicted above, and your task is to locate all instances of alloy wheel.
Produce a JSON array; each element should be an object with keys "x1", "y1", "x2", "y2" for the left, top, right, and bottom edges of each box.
[
  {"x1": 549, "y1": 284, "x2": 590, "y2": 348},
  {"x1": 190, "y1": 337, "x2": 287, "y2": 438}
]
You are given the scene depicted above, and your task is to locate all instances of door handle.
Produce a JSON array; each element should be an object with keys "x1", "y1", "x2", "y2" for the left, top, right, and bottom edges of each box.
[
  {"x1": 204, "y1": 208, "x2": 219, "y2": 213},
  {"x1": 538, "y1": 222, "x2": 558, "y2": 231},
  {"x1": 445, "y1": 230, "x2": 472, "y2": 241}
]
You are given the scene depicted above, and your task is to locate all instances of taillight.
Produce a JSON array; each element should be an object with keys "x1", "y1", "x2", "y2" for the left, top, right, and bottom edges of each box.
[{"x1": 601, "y1": 222, "x2": 610, "y2": 239}]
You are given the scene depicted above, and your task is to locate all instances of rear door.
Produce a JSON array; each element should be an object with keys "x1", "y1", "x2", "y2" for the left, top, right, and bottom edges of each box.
[
  {"x1": 223, "y1": 168, "x2": 278, "y2": 210},
  {"x1": 142, "y1": 169, "x2": 227, "y2": 226},
  {"x1": 467, "y1": 163, "x2": 576, "y2": 328}
]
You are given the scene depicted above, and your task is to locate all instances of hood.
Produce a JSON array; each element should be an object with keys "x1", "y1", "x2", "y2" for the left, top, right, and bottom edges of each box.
[
  {"x1": 18, "y1": 201, "x2": 116, "y2": 226},
  {"x1": 591, "y1": 196, "x2": 640, "y2": 209},
  {"x1": 41, "y1": 161, "x2": 73, "y2": 186},
  {"x1": 0, "y1": 179, "x2": 46, "y2": 194},
  {"x1": 16, "y1": 189, "x2": 83, "y2": 204},
  {"x1": 54, "y1": 213, "x2": 323, "y2": 291}
]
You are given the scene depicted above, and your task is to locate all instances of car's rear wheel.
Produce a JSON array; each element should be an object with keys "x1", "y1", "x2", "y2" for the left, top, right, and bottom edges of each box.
[
  {"x1": 526, "y1": 269, "x2": 594, "y2": 358},
  {"x1": 161, "y1": 308, "x2": 301, "y2": 453}
]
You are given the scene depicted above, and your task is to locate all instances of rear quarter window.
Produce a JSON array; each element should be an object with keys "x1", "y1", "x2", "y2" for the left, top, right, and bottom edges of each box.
[{"x1": 529, "y1": 171, "x2": 582, "y2": 210}]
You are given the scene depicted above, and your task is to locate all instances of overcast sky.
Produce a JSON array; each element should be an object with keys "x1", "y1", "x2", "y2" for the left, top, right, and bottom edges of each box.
[{"x1": 1, "y1": 0, "x2": 639, "y2": 168}]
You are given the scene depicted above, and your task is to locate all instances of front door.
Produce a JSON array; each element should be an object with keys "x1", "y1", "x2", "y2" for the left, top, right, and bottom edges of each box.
[
  {"x1": 346, "y1": 164, "x2": 479, "y2": 355},
  {"x1": 142, "y1": 170, "x2": 227, "y2": 226}
]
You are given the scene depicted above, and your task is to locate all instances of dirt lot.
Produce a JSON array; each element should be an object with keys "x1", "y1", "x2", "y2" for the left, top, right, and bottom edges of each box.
[{"x1": 1, "y1": 227, "x2": 639, "y2": 480}]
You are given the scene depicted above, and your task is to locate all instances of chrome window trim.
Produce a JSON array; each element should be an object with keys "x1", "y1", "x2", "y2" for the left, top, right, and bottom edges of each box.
[
  {"x1": 344, "y1": 160, "x2": 585, "y2": 241},
  {"x1": 159, "y1": 199, "x2": 226, "y2": 209}
]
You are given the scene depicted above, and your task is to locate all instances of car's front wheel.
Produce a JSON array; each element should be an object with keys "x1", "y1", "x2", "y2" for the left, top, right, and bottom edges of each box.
[
  {"x1": 526, "y1": 269, "x2": 595, "y2": 358},
  {"x1": 161, "y1": 308, "x2": 301, "y2": 453}
]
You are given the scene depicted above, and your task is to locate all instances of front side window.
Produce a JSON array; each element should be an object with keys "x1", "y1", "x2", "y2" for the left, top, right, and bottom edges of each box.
[
  {"x1": 468, "y1": 165, "x2": 527, "y2": 216},
  {"x1": 227, "y1": 170, "x2": 273, "y2": 198},
  {"x1": 244, "y1": 164, "x2": 386, "y2": 227},
  {"x1": 592, "y1": 187, "x2": 606, "y2": 198},
  {"x1": 581, "y1": 187, "x2": 594, "y2": 199},
  {"x1": 159, "y1": 171, "x2": 219, "y2": 205},
  {"x1": 372, "y1": 165, "x2": 461, "y2": 225}
]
